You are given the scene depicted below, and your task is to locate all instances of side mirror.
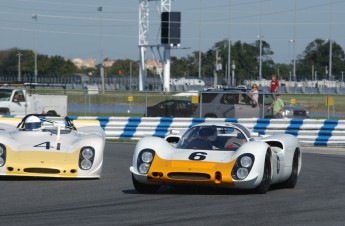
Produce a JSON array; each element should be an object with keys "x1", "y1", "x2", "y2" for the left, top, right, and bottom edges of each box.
[
  {"x1": 170, "y1": 129, "x2": 180, "y2": 135},
  {"x1": 250, "y1": 132, "x2": 259, "y2": 137}
]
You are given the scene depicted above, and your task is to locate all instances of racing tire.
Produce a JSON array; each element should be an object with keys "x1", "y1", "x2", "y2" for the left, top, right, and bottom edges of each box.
[
  {"x1": 132, "y1": 174, "x2": 160, "y2": 194},
  {"x1": 282, "y1": 150, "x2": 299, "y2": 188},
  {"x1": 0, "y1": 108, "x2": 10, "y2": 115},
  {"x1": 254, "y1": 151, "x2": 272, "y2": 194}
]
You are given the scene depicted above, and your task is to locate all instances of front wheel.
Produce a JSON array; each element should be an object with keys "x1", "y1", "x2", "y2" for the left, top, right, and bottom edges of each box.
[
  {"x1": 0, "y1": 108, "x2": 10, "y2": 115},
  {"x1": 132, "y1": 174, "x2": 160, "y2": 194},
  {"x1": 254, "y1": 152, "x2": 271, "y2": 194}
]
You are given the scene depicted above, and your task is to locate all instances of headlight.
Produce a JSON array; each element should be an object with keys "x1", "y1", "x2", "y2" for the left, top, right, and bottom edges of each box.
[
  {"x1": 139, "y1": 163, "x2": 151, "y2": 174},
  {"x1": 231, "y1": 154, "x2": 255, "y2": 180},
  {"x1": 240, "y1": 156, "x2": 253, "y2": 168},
  {"x1": 80, "y1": 159, "x2": 92, "y2": 170},
  {"x1": 284, "y1": 109, "x2": 293, "y2": 116},
  {"x1": 0, "y1": 144, "x2": 6, "y2": 167},
  {"x1": 79, "y1": 147, "x2": 95, "y2": 170},
  {"x1": 141, "y1": 151, "x2": 153, "y2": 163},
  {"x1": 237, "y1": 168, "x2": 249, "y2": 179},
  {"x1": 137, "y1": 149, "x2": 155, "y2": 175},
  {"x1": 82, "y1": 148, "x2": 94, "y2": 159}
]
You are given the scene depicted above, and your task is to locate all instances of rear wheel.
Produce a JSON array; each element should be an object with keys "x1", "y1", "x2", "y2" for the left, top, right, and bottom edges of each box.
[
  {"x1": 255, "y1": 151, "x2": 271, "y2": 194},
  {"x1": 132, "y1": 174, "x2": 160, "y2": 194},
  {"x1": 282, "y1": 150, "x2": 299, "y2": 188}
]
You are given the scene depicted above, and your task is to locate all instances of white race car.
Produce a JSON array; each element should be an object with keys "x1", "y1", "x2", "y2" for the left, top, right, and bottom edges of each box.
[
  {"x1": 130, "y1": 122, "x2": 302, "y2": 194},
  {"x1": 0, "y1": 114, "x2": 105, "y2": 178}
]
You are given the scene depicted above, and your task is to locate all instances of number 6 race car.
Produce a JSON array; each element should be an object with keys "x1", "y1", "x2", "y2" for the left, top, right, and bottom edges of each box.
[
  {"x1": 0, "y1": 114, "x2": 105, "y2": 178},
  {"x1": 130, "y1": 122, "x2": 302, "y2": 194}
]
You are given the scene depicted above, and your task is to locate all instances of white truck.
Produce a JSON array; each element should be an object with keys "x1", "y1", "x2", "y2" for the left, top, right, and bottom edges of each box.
[{"x1": 0, "y1": 87, "x2": 67, "y2": 116}]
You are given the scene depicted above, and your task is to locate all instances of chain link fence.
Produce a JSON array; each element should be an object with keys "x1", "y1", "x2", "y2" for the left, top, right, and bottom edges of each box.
[{"x1": 63, "y1": 90, "x2": 345, "y2": 119}]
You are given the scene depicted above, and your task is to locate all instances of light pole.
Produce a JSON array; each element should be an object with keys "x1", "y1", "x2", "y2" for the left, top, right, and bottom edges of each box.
[
  {"x1": 290, "y1": 39, "x2": 296, "y2": 81},
  {"x1": 17, "y1": 52, "x2": 22, "y2": 82},
  {"x1": 97, "y1": 6, "x2": 105, "y2": 94},
  {"x1": 213, "y1": 48, "x2": 220, "y2": 87},
  {"x1": 258, "y1": 35, "x2": 263, "y2": 81},
  {"x1": 292, "y1": 0, "x2": 297, "y2": 81},
  {"x1": 198, "y1": 0, "x2": 202, "y2": 79},
  {"x1": 329, "y1": 39, "x2": 333, "y2": 81},
  {"x1": 32, "y1": 14, "x2": 38, "y2": 83},
  {"x1": 228, "y1": 39, "x2": 232, "y2": 86},
  {"x1": 329, "y1": 0, "x2": 333, "y2": 81}
]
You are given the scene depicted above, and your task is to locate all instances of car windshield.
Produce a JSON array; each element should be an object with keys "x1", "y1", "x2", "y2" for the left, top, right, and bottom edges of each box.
[
  {"x1": 0, "y1": 89, "x2": 12, "y2": 101},
  {"x1": 176, "y1": 125, "x2": 248, "y2": 150}
]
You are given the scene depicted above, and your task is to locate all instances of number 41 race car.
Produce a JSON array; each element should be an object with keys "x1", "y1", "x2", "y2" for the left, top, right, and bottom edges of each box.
[
  {"x1": 0, "y1": 114, "x2": 105, "y2": 178},
  {"x1": 130, "y1": 122, "x2": 302, "y2": 194}
]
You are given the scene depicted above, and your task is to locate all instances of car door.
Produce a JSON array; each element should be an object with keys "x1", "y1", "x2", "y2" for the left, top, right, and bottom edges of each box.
[
  {"x1": 9, "y1": 90, "x2": 26, "y2": 115},
  {"x1": 175, "y1": 101, "x2": 190, "y2": 117},
  {"x1": 147, "y1": 101, "x2": 170, "y2": 117},
  {"x1": 218, "y1": 93, "x2": 237, "y2": 118},
  {"x1": 234, "y1": 93, "x2": 260, "y2": 118}
]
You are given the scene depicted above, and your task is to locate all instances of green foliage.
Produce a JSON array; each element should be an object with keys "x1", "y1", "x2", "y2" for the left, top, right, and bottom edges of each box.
[
  {"x1": 2, "y1": 37, "x2": 345, "y2": 82},
  {"x1": 0, "y1": 48, "x2": 79, "y2": 77},
  {"x1": 296, "y1": 39, "x2": 345, "y2": 80},
  {"x1": 170, "y1": 39, "x2": 275, "y2": 85},
  {"x1": 107, "y1": 59, "x2": 140, "y2": 77}
]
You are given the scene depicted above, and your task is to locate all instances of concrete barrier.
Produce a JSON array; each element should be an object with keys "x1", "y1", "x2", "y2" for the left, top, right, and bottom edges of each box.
[{"x1": 1, "y1": 116, "x2": 345, "y2": 147}]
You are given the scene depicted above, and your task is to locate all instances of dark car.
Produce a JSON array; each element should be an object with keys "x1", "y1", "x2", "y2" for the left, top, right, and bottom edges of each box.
[
  {"x1": 281, "y1": 104, "x2": 310, "y2": 118},
  {"x1": 146, "y1": 99, "x2": 197, "y2": 117}
]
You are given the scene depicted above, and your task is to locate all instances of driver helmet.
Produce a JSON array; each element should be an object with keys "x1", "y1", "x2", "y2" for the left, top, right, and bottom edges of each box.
[
  {"x1": 199, "y1": 127, "x2": 217, "y2": 142},
  {"x1": 25, "y1": 116, "x2": 42, "y2": 131}
]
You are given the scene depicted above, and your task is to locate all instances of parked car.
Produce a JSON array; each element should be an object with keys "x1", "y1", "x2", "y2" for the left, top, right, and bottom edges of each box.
[
  {"x1": 281, "y1": 104, "x2": 310, "y2": 118},
  {"x1": 193, "y1": 88, "x2": 309, "y2": 118},
  {"x1": 146, "y1": 99, "x2": 197, "y2": 117}
]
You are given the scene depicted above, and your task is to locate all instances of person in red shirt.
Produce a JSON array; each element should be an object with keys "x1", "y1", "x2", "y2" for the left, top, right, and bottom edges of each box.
[{"x1": 270, "y1": 74, "x2": 279, "y2": 93}]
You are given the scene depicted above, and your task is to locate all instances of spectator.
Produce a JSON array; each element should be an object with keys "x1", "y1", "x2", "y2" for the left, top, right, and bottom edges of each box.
[
  {"x1": 13, "y1": 92, "x2": 19, "y2": 102},
  {"x1": 273, "y1": 93, "x2": 284, "y2": 118},
  {"x1": 270, "y1": 74, "x2": 279, "y2": 93},
  {"x1": 250, "y1": 83, "x2": 259, "y2": 104}
]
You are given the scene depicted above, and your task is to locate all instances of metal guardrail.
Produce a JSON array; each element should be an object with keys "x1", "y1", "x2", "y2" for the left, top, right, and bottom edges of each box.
[{"x1": 2, "y1": 116, "x2": 344, "y2": 147}]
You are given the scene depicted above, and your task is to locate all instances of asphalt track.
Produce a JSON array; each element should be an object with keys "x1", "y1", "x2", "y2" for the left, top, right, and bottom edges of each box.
[{"x1": 0, "y1": 143, "x2": 345, "y2": 226}]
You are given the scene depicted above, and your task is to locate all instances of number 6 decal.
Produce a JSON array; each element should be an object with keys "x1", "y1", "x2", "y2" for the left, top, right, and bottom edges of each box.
[{"x1": 189, "y1": 152, "x2": 207, "y2": 161}]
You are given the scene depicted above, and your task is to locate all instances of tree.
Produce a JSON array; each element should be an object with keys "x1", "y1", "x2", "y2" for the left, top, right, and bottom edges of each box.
[
  {"x1": 0, "y1": 48, "x2": 79, "y2": 78},
  {"x1": 296, "y1": 38, "x2": 345, "y2": 80},
  {"x1": 274, "y1": 63, "x2": 292, "y2": 81},
  {"x1": 108, "y1": 59, "x2": 139, "y2": 77},
  {"x1": 214, "y1": 39, "x2": 275, "y2": 84}
]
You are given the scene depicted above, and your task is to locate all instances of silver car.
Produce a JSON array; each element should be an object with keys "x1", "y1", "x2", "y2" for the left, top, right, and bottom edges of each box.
[{"x1": 193, "y1": 89, "x2": 309, "y2": 118}]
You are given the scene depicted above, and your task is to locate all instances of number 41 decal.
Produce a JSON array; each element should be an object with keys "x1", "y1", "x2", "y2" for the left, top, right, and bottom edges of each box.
[{"x1": 34, "y1": 142, "x2": 61, "y2": 150}]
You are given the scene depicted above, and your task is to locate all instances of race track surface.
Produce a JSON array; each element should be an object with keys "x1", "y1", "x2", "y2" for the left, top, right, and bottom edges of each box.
[{"x1": 0, "y1": 143, "x2": 344, "y2": 226}]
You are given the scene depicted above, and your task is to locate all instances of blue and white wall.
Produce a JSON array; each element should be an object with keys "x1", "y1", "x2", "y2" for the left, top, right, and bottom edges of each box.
[{"x1": 1, "y1": 116, "x2": 345, "y2": 147}]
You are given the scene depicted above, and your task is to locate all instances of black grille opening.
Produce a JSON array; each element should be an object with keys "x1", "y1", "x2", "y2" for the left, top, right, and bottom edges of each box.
[
  {"x1": 168, "y1": 172, "x2": 211, "y2": 180},
  {"x1": 24, "y1": 168, "x2": 60, "y2": 174}
]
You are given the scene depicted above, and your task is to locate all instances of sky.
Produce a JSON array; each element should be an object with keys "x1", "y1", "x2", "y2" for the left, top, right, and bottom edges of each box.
[{"x1": 1, "y1": 0, "x2": 345, "y2": 65}]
